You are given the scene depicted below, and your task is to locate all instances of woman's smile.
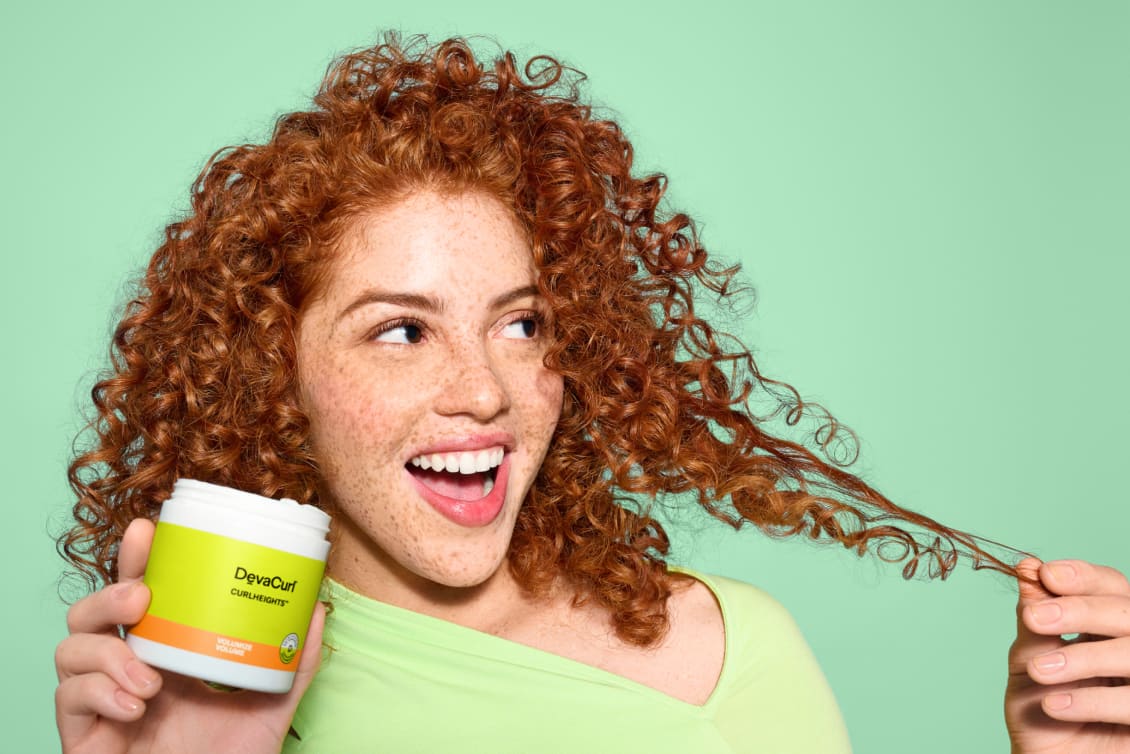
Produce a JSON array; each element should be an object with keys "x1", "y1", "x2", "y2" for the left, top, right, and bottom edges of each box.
[
  {"x1": 404, "y1": 436, "x2": 512, "y2": 526},
  {"x1": 407, "y1": 449, "x2": 512, "y2": 527},
  {"x1": 406, "y1": 444, "x2": 506, "y2": 501}
]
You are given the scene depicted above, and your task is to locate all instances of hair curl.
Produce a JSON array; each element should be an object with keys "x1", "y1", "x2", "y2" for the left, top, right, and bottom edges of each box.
[{"x1": 61, "y1": 34, "x2": 1025, "y2": 646}]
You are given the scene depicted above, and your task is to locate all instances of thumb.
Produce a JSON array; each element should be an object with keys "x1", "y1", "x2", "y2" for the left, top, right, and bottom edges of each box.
[
  {"x1": 117, "y1": 518, "x2": 156, "y2": 582},
  {"x1": 1010, "y1": 557, "x2": 1059, "y2": 673},
  {"x1": 1017, "y1": 557, "x2": 1053, "y2": 605}
]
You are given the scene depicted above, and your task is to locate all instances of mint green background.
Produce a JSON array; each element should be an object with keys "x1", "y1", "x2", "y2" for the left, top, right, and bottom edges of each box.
[{"x1": 4, "y1": 2, "x2": 1127, "y2": 751}]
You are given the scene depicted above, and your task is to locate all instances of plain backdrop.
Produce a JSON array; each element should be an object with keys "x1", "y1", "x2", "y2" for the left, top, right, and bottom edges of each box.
[{"x1": 3, "y1": 1, "x2": 1128, "y2": 751}]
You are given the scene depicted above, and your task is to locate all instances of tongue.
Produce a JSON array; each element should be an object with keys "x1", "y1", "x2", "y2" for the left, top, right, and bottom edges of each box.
[{"x1": 409, "y1": 468, "x2": 486, "y2": 501}]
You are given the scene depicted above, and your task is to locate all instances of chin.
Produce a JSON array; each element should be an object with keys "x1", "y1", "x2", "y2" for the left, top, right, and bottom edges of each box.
[
  {"x1": 409, "y1": 541, "x2": 513, "y2": 590},
  {"x1": 420, "y1": 564, "x2": 507, "y2": 590}
]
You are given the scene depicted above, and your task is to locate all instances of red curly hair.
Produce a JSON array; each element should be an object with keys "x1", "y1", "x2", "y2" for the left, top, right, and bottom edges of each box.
[{"x1": 61, "y1": 34, "x2": 1022, "y2": 646}]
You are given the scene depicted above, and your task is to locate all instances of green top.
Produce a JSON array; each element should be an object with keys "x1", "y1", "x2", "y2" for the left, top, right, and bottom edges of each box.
[{"x1": 286, "y1": 569, "x2": 851, "y2": 753}]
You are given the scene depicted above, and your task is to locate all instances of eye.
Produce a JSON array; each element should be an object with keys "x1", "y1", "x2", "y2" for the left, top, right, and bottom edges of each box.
[
  {"x1": 500, "y1": 315, "x2": 540, "y2": 340},
  {"x1": 372, "y1": 319, "x2": 424, "y2": 344}
]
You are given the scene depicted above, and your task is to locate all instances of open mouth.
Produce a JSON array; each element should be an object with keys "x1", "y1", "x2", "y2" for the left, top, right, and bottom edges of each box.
[{"x1": 406, "y1": 447, "x2": 504, "y2": 502}]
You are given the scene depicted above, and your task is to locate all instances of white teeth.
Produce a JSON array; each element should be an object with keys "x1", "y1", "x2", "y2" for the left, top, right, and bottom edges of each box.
[
  {"x1": 408, "y1": 446, "x2": 505, "y2": 475},
  {"x1": 482, "y1": 476, "x2": 494, "y2": 495},
  {"x1": 473, "y1": 449, "x2": 491, "y2": 472}
]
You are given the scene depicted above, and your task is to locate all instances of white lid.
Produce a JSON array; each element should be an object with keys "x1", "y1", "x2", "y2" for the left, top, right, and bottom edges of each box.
[{"x1": 171, "y1": 479, "x2": 330, "y2": 538}]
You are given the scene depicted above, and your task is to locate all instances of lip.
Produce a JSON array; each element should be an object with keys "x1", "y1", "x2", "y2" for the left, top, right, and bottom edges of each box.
[
  {"x1": 406, "y1": 432, "x2": 514, "y2": 459},
  {"x1": 406, "y1": 452, "x2": 512, "y2": 528}
]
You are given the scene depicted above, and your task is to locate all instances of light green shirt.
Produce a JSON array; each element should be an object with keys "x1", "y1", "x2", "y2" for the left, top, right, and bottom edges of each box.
[{"x1": 286, "y1": 568, "x2": 851, "y2": 753}]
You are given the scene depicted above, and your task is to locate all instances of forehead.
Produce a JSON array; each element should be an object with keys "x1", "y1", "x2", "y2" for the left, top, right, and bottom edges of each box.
[{"x1": 328, "y1": 190, "x2": 536, "y2": 292}]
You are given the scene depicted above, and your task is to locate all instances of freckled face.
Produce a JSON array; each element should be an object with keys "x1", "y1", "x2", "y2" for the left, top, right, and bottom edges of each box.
[{"x1": 296, "y1": 191, "x2": 563, "y2": 595}]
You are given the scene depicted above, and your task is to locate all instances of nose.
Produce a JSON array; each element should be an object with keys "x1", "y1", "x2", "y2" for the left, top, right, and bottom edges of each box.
[{"x1": 433, "y1": 343, "x2": 511, "y2": 421}]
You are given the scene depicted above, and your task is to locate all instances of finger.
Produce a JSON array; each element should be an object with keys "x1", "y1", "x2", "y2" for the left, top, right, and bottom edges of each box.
[
  {"x1": 1040, "y1": 683, "x2": 1130, "y2": 725},
  {"x1": 289, "y1": 601, "x2": 326, "y2": 701},
  {"x1": 1027, "y1": 634, "x2": 1130, "y2": 685},
  {"x1": 117, "y1": 518, "x2": 156, "y2": 582},
  {"x1": 56, "y1": 672, "x2": 146, "y2": 742},
  {"x1": 55, "y1": 633, "x2": 163, "y2": 698},
  {"x1": 1039, "y1": 559, "x2": 1130, "y2": 598},
  {"x1": 1023, "y1": 594, "x2": 1130, "y2": 639},
  {"x1": 65, "y1": 581, "x2": 152, "y2": 636},
  {"x1": 1010, "y1": 558, "x2": 1062, "y2": 672}
]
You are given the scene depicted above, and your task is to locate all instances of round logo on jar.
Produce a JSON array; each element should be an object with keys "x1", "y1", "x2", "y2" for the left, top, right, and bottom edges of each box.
[{"x1": 279, "y1": 633, "x2": 300, "y2": 664}]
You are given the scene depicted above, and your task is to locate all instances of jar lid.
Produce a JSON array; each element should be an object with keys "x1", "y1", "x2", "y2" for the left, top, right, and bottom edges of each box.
[{"x1": 171, "y1": 479, "x2": 330, "y2": 535}]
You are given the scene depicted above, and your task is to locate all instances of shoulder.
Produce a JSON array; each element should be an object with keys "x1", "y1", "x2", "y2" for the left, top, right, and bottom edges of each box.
[
  {"x1": 673, "y1": 568, "x2": 852, "y2": 750},
  {"x1": 669, "y1": 567, "x2": 827, "y2": 688},
  {"x1": 660, "y1": 569, "x2": 728, "y2": 699},
  {"x1": 669, "y1": 566, "x2": 798, "y2": 634},
  {"x1": 653, "y1": 566, "x2": 806, "y2": 706}
]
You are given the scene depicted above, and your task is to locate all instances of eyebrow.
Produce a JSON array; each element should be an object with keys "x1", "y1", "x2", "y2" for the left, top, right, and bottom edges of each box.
[
  {"x1": 336, "y1": 284, "x2": 541, "y2": 323},
  {"x1": 489, "y1": 284, "x2": 541, "y2": 310}
]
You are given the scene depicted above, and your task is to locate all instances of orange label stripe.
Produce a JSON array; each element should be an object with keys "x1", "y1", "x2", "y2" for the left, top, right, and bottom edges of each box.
[{"x1": 130, "y1": 614, "x2": 300, "y2": 672}]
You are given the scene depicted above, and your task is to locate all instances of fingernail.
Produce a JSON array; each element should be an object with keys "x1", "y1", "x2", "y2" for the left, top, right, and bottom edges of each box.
[
  {"x1": 114, "y1": 688, "x2": 140, "y2": 711},
  {"x1": 126, "y1": 659, "x2": 159, "y2": 689},
  {"x1": 1047, "y1": 562, "x2": 1076, "y2": 583},
  {"x1": 1045, "y1": 693, "x2": 1072, "y2": 711},
  {"x1": 1033, "y1": 652, "x2": 1066, "y2": 672},
  {"x1": 1030, "y1": 601, "x2": 1062, "y2": 624}
]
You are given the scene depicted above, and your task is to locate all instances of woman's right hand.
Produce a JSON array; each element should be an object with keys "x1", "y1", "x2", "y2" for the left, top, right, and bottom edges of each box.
[{"x1": 55, "y1": 518, "x2": 325, "y2": 754}]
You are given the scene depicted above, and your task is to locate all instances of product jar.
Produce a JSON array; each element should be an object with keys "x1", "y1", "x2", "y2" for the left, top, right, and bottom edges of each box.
[{"x1": 126, "y1": 479, "x2": 331, "y2": 693}]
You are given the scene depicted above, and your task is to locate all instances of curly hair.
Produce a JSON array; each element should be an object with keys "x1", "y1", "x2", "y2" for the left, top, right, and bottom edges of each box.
[{"x1": 60, "y1": 34, "x2": 1024, "y2": 646}]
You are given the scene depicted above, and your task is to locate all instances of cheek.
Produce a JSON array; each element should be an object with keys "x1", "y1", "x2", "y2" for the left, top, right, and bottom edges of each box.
[
  {"x1": 528, "y1": 369, "x2": 564, "y2": 434},
  {"x1": 301, "y1": 365, "x2": 390, "y2": 467}
]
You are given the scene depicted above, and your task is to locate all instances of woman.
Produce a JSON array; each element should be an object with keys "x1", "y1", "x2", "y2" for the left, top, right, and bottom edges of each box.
[{"x1": 54, "y1": 36, "x2": 1130, "y2": 752}]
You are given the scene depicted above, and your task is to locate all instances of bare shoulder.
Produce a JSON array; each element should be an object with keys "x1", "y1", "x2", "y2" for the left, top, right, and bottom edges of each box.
[
  {"x1": 570, "y1": 570, "x2": 726, "y2": 705},
  {"x1": 658, "y1": 571, "x2": 727, "y2": 703},
  {"x1": 685, "y1": 571, "x2": 793, "y2": 618},
  {"x1": 500, "y1": 570, "x2": 726, "y2": 705},
  {"x1": 668, "y1": 570, "x2": 726, "y2": 627}
]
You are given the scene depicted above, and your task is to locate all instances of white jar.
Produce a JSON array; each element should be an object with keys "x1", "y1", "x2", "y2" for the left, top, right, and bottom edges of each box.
[{"x1": 126, "y1": 479, "x2": 331, "y2": 693}]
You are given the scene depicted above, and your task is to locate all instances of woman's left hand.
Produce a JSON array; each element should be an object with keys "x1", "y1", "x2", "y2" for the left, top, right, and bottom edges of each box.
[{"x1": 1006, "y1": 558, "x2": 1130, "y2": 753}]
